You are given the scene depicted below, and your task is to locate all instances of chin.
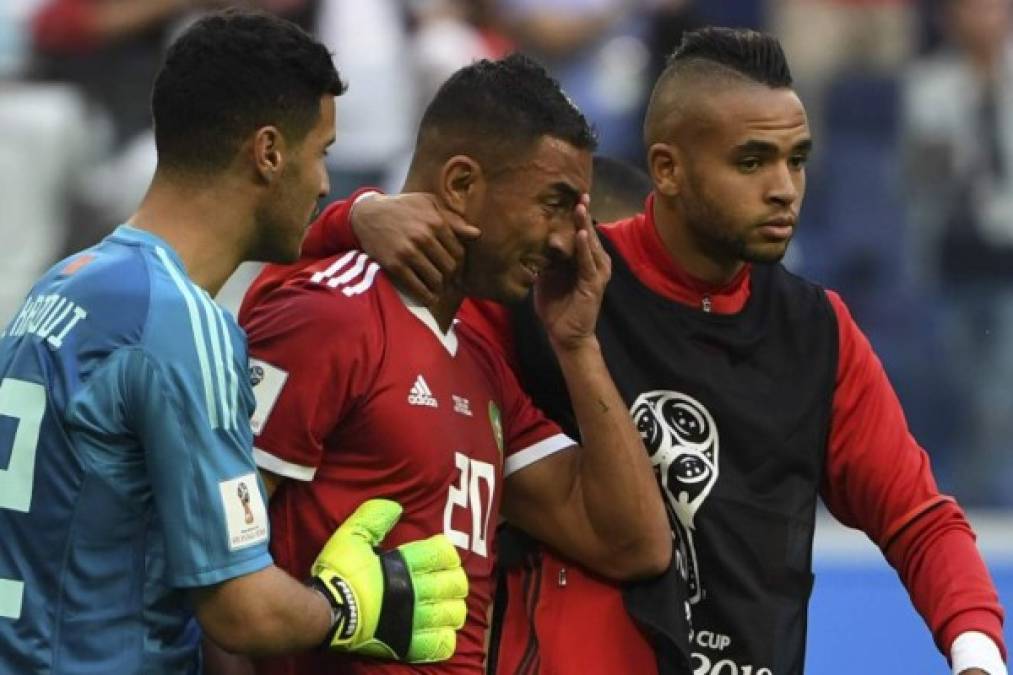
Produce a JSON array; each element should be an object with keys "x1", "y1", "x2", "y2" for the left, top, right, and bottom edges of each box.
[
  {"x1": 482, "y1": 281, "x2": 528, "y2": 305},
  {"x1": 254, "y1": 238, "x2": 302, "y2": 265},
  {"x1": 742, "y1": 242, "x2": 790, "y2": 264}
]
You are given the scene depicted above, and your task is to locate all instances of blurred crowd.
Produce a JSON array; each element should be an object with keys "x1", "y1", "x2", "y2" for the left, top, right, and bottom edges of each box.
[{"x1": 2, "y1": 0, "x2": 1012, "y2": 506}]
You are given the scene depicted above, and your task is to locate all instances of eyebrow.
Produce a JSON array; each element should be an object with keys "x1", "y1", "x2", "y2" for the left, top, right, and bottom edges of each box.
[
  {"x1": 549, "y1": 181, "x2": 582, "y2": 204},
  {"x1": 734, "y1": 138, "x2": 813, "y2": 155}
]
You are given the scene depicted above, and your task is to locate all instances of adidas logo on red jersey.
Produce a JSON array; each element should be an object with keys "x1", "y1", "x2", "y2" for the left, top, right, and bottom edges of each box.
[{"x1": 407, "y1": 375, "x2": 438, "y2": 408}]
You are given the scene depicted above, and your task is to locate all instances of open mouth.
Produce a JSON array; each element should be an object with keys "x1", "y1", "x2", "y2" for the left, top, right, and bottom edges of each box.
[{"x1": 520, "y1": 260, "x2": 544, "y2": 279}]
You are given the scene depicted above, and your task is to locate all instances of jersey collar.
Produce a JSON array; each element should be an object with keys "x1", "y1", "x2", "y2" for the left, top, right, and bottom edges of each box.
[
  {"x1": 396, "y1": 290, "x2": 459, "y2": 357},
  {"x1": 602, "y1": 194, "x2": 751, "y2": 314},
  {"x1": 110, "y1": 224, "x2": 187, "y2": 272}
]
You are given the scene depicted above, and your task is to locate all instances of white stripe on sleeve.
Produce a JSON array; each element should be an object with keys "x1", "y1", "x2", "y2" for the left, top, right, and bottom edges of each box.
[
  {"x1": 504, "y1": 433, "x2": 575, "y2": 477},
  {"x1": 197, "y1": 289, "x2": 230, "y2": 430},
  {"x1": 155, "y1": 247, "x2": 218, "y2": 428},
  {"x1": 211, "y1": 302, "x2": 240, "y2": 431},
  {"x1": 254, "y1": 447, "x2": 317, "y2": 482}
]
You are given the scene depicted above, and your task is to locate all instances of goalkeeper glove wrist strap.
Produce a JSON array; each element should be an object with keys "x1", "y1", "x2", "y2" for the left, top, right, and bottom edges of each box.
[
  {"x1": 375, "y1": 548, "x2": 415, "y2": 658},
  {"x1": 309, "y1": 575, "x2": 358, "y2": 647},
  {"x1": 309, "y1": 548, "x2": 416, "y2": 657}
]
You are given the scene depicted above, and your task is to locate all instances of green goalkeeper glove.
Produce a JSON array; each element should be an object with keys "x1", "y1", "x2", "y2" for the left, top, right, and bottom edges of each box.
[{"x1": 309, "y1": 499, "x2": 468, "y2": 663}]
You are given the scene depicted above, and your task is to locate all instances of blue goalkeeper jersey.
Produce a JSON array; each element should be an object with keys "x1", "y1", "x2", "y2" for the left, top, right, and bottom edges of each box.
[{"x1": 0, "y1": 225, "x2": 273, "y2": 674}]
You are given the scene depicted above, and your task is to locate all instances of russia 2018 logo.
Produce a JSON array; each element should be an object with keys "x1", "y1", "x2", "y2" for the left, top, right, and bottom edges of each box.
[{"x1": 631, "y1": 390, "x2": 718, "y2": 604}]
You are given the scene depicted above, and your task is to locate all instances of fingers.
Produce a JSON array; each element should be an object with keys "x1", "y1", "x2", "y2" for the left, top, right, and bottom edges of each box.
[
  {"x1": 406, "y1": 628, "x2": 458, "y2": 663},
  {"x1": 418, "y1": 234, "x2": 459, "y2": 281},
  {"x1": 572, "y1": 197, "x2": 610, "y2": 282},
  {"x1": 572, "y1": 201, "x2": 596, "y2": 279},
  {"x1": 412, "y1": 566, "x2": 469, "y2": 603},
  {"x1": 380, "y1": 194, "x2": 474, "y2": 304},
  {"x1": 441, "y1": 208, "x2": 482, "y2": 242},
  {"x1": 399, "y1": 534, "x2": 463, "y2": 574},
  {"x1": 394, "y1": 267, "x2": 439, "y2": 307},
  {"x1": 336, "y1": 498, "x2": 403, "y2": 546},
  {"x1": 574, "y1": 228, "x2": 596, "y2": 282},
  {"x1": 432, "y1": 220, "x2": 467, "y2": 266},
  {"x1": 413, "y1": 597, "x2": 467, "y2": 631}
]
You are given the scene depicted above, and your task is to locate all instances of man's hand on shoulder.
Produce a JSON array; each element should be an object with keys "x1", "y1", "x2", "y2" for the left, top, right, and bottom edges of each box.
[
  {"x1": 350, "y1": 193, "x2": 480, "y2": 305},
  {"x1": 311, "y1": 498, "x2": 468, "y2": 663}
]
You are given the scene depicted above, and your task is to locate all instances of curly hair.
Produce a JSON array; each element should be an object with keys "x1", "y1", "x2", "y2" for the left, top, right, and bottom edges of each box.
[{"x1": 152, "y1": 8, "x2": 345, "y2": 173}]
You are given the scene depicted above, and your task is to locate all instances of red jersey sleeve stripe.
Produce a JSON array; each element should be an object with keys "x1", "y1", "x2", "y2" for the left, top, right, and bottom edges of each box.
[
  {"x1": 880, "y1": 494, "x2": 955, "y2": 550},
  {"x1": 253, "y1": 447, "x2": 316, "y2": 482},
  {"x1": 504, "y1": 433, "x2": 575, "y2": 478}
]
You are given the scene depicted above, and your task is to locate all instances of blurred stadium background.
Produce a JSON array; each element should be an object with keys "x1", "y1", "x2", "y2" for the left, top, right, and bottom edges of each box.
[{"x1": 0, "y1": 0, "x2": 1010, "y2": 671}]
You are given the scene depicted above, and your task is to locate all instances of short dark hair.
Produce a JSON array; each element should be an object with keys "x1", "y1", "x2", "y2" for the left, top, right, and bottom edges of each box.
[
  {"x1": 643, "y1": 28, "x2": 793, "y2": 146},
  {"x1": 414, "y1": 53, "x2": 597, "y2": 167},
  {"x1": 152, "y1": 9, "x2": 345, "y2": 173},
  {"x1": 666, "y1": 27, "x2": 792, "y2": 88}
]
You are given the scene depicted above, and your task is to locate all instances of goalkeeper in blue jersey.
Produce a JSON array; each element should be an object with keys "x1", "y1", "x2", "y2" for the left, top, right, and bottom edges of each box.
[{"x1": 0, "y1": 9, "x2": 466, "y2": 674}]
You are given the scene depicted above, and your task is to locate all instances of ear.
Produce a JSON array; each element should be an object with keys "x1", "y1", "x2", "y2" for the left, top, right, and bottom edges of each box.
[
  {"x1": 252, "y1": 125, "x2": 286, "y2": 185},
  {"x1": 438, "y1": 155, "x2": 484, "y2": 216},
  {"x1": 647, "y1": 142, "x2": 681, "y2": 197}
]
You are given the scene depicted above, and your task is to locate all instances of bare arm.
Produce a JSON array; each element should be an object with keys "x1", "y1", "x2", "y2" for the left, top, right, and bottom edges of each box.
[
  {"x1": 259, "y1": 467, "x2": 283, "y2": 499},
  {"x1": 198, "y1": 467, "x2": 290, "y2": 670},
  {"x1": 502, "y1": 199, "x2": 670, "y2": 580},
  {"x1": 191, "y1": 565, "x2": 333, "y2": 656}
]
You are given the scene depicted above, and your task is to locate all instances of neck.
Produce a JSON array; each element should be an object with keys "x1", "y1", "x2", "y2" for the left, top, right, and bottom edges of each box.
[
  {"x1": 651, "y1": 193, "x2": 745, "y2": 287},
  {"x1": 428, "y1": 283, "x2": 464, "y2": 333},
  {"x1": 130, "y1": 171, "x2": 253, "y2": 296},
  {"x1": 399, "y1": 172, "x2": 468, "y2": 330}
]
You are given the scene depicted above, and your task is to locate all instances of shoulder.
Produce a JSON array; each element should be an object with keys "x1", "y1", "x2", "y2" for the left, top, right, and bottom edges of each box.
[
  {"x1": 247, "y1": 249, "x2": 388, "y2": 323},
  {"x1": 823, "y1": 288, "x2": 867, "y2": 358},
  {"x1": 456, "y1": 318, "x2": 519, "y2": 391},
  {"x1": 21, "y1": 242, "x2": 154, "y2": 352},
  {"x1": 761, "y1": 259, "x2": 834, "y2": 318},
  {"x1": 138, "y1": 246, "x2": 240, "y2": 355},
  {"x1": 242, "y1": 250, "x2": 393, "y2": 359},
  {"x1": 597, "y1": 212, "x2": 645, "y2": 248}
]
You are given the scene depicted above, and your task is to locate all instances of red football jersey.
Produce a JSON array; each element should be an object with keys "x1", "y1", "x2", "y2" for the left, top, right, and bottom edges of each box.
[{"x1": 240, "y1": 251, "x2": 572, "y2": 675}]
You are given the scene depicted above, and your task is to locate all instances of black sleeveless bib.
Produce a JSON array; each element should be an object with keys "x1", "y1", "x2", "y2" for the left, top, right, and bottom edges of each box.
[{"x1": 507, "y1": 232, "x2": 838, "y2": 675}]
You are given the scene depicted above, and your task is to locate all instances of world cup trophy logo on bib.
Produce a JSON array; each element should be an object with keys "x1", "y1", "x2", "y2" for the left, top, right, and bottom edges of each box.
[
  {"x1": 631, "y1": 390, "x2": 718, "y2": 604},
  {"x1": 237, "y1": 481, "x2": 254, "y2": 525}
]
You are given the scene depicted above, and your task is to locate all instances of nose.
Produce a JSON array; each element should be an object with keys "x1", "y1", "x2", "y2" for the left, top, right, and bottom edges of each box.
[
  {"x1": 319, "y1": 168, "x2": 331, "y2": 201},
  {"x1": 547, "y1": 218, "x2": 577, "y2": 261},
  {"x1": 766, "y1": 162, "x2": 800, "y2": 209}
]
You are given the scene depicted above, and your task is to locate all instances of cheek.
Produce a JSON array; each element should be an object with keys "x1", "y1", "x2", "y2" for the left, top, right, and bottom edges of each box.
[{"x1": 794, "y1": 171, "x2": 807, "y2": 201}]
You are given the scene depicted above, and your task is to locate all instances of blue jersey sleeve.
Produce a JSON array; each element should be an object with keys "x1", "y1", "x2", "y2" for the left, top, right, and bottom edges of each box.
[
  {"x1": 126, "y1": 342, "x2": 272, "y2": 588},
  {"x1": 134, "y1": 253, "x2": 272, "y2": 588}
]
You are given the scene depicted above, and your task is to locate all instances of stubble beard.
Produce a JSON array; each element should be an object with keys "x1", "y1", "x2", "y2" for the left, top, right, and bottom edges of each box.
[{"x1": 682, "y1": 194, "x2": 789, "y2": 267}]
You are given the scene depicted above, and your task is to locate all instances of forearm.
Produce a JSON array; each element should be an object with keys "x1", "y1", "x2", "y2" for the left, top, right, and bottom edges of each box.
[
  {"x1": 882, "y1": 502, "x2": 1006, "y2": 662},
  {"x1": 201, "y1": 637, "x2": 256, "y2": 675},
  {"x1": 194, "y1": 565, "x2": 333, "y2": 656},
  {"x1": 554, "y1": 338, "x2": 670, "y2": 573}
]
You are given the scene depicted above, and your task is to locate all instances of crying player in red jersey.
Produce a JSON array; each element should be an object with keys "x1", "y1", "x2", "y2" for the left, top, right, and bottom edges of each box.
[{"x1": 237, "y1": 54, "x2": 674, "y2": 675}]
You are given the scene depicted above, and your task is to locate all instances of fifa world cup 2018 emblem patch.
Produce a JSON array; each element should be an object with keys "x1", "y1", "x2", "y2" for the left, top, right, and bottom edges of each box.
[
  {"x1": 249, "y1": 364, "x2": 264, "y2": 387},
  {"x1": 488, "y1": 401, "x2": 504, "y2": 455},
  {"x1": 237, "y1": 482, "x2": 254, "y2": 524},
  {"x1": 631, "y1": 390, "x2": 719, "y2": 605}
]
